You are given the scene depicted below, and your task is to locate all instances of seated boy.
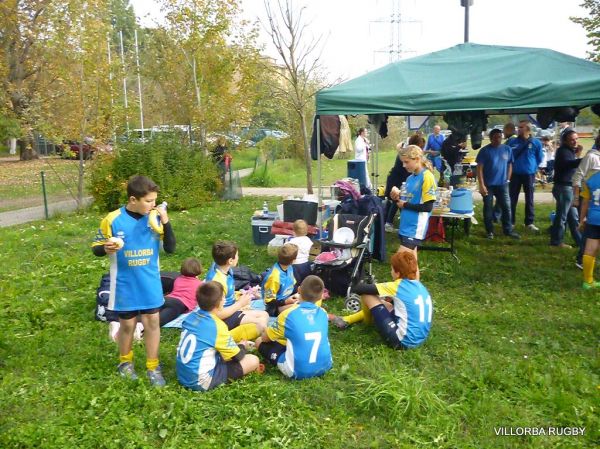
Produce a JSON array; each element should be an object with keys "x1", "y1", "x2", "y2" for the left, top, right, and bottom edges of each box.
[
  {"x1": 176, "y1": 281, "x2": 260, "y2": 391},
  {"x1": 205, "y1": 241, "x2": 269, "y2": 341},
  {"x1": 331, "y1": 250, "x2": 432, "y2": 349},
  {"x1": 262, "y1": 243, "x2": 298, "y2": 316},
  {"x1": 256, "y1": 275, "x2": 332, "y2": 379}
]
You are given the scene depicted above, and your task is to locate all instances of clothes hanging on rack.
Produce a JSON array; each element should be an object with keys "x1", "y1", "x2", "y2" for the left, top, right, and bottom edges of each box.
[{"x1": 310, "y1": 115, "x2": 341, "y2": 160}]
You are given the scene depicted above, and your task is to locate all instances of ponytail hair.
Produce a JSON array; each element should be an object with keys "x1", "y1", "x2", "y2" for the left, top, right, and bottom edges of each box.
[{"x1": 400, "y1": 144, "x2": 433, "y2": 172}]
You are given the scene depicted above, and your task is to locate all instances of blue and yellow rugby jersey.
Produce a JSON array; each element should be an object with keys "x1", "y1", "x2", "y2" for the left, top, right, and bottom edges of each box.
[
  {"x1": 582, "y1": 172, "x2": 600, "y2": 226},
  {"x1": 376, "y1": 279, "x2": 433, "y2": 348},
  {"x1": 262, "y1": 263, "x2": 296, "y2": 307},
  {"x1": 398, "y1": 169, "x2": 437, "y2": 240},
  {"x1": 176, "y1": 309, "x2": 240, "y2": 391},
  {"x1": 266, "y1": 302, "x2": 332, "y2": 379},
  {"x1": 205, "y1": 263, "x2": 235, "y2": 307},
  {"x1": 92, "y1": 207, "x2": 164, "y2": 312}
]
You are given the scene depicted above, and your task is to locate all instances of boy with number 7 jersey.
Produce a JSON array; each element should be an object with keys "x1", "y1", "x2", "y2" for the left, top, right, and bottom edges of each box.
[
  {"x1": 256, "y1": 276, "x2": 332, "y2": 379},
  {"x1": 353, "y1": 249, "x2": 432, "y2": 349}
]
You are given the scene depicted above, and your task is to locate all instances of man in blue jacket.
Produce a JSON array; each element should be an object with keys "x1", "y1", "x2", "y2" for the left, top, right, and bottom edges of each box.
[{"x1": 506, "y1": 121, "x2": 543, "y2": 231}]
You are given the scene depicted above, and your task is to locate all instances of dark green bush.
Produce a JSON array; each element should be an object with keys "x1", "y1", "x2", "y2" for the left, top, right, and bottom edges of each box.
[{"x1": 89, "y1": 137, "x2": 221, "y2": 211}]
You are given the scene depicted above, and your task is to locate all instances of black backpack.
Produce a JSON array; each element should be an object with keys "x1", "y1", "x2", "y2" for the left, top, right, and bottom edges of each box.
[{"x1": 95, "y1": 274, "x2": 119, "y2": 322}]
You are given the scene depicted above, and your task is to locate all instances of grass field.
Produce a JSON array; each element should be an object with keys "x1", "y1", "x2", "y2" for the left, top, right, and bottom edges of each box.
[{"x1": 0, "y1": 197, "x2": 597, "y2": 448}]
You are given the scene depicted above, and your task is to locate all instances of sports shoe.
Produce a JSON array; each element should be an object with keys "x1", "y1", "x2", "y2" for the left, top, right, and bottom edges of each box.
[
  {"x1": 108, "y1": 321, "x2": 120, "y2": 342},
  {"x1": 526, "y1": 224, "x2": 539, "y2": 232},
  {"x1": 384, "y1": 223, "x2": 395, "y2": 233},
  {"x1": 506, "y1": 232, "x2": 521, "y2": 240},
  {"x1": 147, "y1": 365, "x2": 166, "y2": 387},
  {"x1": 486, "y1": 232, "x2": 494, "y2": 240},
  {"x1": 117, "y1": 362, "x2": 138, "y2": 380},
  {"x1": 575, "y1": 260, "x2": 583, "y2": 270},
  {"x1": 328, "y1": 314, "x2": 349, "y2": 330},
  {"x1": 582, "y1": 281, "x2": 600, "y2": 290},
  {"x1": 133, "y1": 322, "x2": 144, "y2": 341}
]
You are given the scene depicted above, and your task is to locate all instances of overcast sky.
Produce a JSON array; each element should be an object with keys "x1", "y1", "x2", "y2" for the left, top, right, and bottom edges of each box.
[{"x1": 130, "y1": 0, "x2": 592, "y2": 81}]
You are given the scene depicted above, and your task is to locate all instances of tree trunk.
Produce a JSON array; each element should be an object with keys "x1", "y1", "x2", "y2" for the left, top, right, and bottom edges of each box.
[
  {"x1": 18, "y1": 137, "x2": 39, "y2": 161},
  {"x1": 299, "y1": 111, "x2": 313, "y2": 194}
]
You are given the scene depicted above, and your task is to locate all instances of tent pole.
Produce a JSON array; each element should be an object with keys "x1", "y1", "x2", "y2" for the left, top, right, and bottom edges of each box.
[
  {"x1": 317, "y1": 117, "x2": 322, "y2": 228},
  {"x1": 369, "y1": 123, "x2": 376, "y2": 191}
]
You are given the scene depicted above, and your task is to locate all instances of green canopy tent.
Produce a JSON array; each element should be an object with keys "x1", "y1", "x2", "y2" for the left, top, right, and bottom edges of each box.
[
  {"x1": 316, "y1": 43, "x2": 600, "y2": 116},
  {"x1": 313, "y1": 43, "x2": 600, "y2": 198}
]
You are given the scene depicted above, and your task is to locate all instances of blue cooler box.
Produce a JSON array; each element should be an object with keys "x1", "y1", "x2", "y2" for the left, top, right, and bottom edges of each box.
[
  {"x1": 251, "y1": 212, "x2": 278, "y2": 245},
  {"x1": 347, "y1": 159, "x2": 367, "y2": 188}
]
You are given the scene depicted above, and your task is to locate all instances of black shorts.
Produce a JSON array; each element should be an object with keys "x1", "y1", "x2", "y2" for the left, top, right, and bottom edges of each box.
[
  {"x1": 223, "y1": 311, "x2": 244, "y2": 329},
  {"x1": 118, "y1": 307, "x2": 160, "y2": 320},
  {"x1": 399, "y1": 235, "x2": 423, "y2": 250},
  {"x1": 584, "y1": 223, "x2": 600, "y2": 240},
  {"x1": 370, "y1": 304, "x2": 406, "y2": 350},
  {"x1": 258, "y1": 341, "x2": 286, "y2": 366}
]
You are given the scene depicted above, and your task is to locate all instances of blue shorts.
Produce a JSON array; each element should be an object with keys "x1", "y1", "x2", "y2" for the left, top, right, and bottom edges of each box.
[
  {"x1": 399, "y1": 235, "x2": 423, "y2": 250},
  {"x1": 370, "y1": 304, "x2": 407, "y2": 350},
  {"x1": 187, "y1": 359, "x2": 243, "y2": 391},
  {"x1": 223, "y1": 311, "x2": 244, "y2": 329},
  {"x1": 584, "y1": 223, "x2": 600, "y2": 239},
  {"x1": 117, "y1": 307, "x2": 160, "y2": 320},
  {"x1": 258, "y1": 340, "x2": 286, "y2": 365}
]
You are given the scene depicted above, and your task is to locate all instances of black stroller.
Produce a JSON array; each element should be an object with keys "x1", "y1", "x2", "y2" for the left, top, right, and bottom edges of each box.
[{"x1": 313, "y1": 213, "x2": 377, "y2": 312}]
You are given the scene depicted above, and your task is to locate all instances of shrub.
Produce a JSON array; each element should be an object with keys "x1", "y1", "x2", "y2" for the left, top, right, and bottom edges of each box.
[
  {"x1": 246, "y1": 157, "x2": 274, "y2": 187},
  {"x1": 89, "y1": 137, "x2": 221, "y2": 211},
  {"x1": 255, "y1": 136, "x2": 292, "y2": 160}
]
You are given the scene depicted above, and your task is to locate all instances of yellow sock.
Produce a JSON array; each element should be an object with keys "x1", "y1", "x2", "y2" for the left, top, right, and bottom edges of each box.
[
  {"x1": 343, "y1": 310, "x2": 364, "y2": 325},
  {"x1": 361, "y1": 300, "x2": 373, "y2": 325},
  {"x1": 583, "y1": 255, "x2": 596, "y2": 284},
  {"x1": 146, "y1": 358, "x2": 159, "y2": 371},
  {"x1": 230, "y1": 323, "x2": 260, "y2": 343},
  {"x1": 119, "y1": 350, "x2": 133, "y2": 364}
]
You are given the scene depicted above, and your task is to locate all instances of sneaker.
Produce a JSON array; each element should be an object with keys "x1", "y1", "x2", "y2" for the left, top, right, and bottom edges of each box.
[
  {"x1": 582, "y1": 281, "x2": 600, "y2": 290},
  {"x1": 575, "y1": 261, "x2": 583, "y2": 270},
  {"x1": 328, "y1": 314, "x2": 349, "y2": 330},
  {"x1": 147, "y1": 365, "x2": 166, "y2": 387},
  {"x1": 384, "y1": 223, "x2": 395, "y2": 233},
  {"x1": 486, "y1": 232, "x2": 494, "y2": 240},
  {"x1": 133, "y1": 322, "x2": 144, "y2": 341},
  {"x1": 505, "y1": 232, "x2": 521, "y2": 240},
  {"x1": 108, "y1": 321, "x2": 120, "y2": 342},
  {"x1": 526, "y1": 224, "x2": 539, "y2": 232},
  {"x1": 551, "y1": 243, "x2": 572, "y2": 249},
  {"x1": 117, "y1": 362, "x2": 138, "y2": 380}
]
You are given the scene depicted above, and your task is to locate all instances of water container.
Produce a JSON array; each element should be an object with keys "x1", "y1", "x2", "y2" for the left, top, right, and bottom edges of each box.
[
  {"x1": 449, "y1": 188, "x2": 473, "y2": 214},
  {"x1": 347, "y1": 159, "x2": 367, "y2": 188}
]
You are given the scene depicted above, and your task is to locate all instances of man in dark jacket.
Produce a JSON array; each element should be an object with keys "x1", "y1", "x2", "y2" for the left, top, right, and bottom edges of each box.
[{"x1": 550, "y1": 129, "x2": 582, "y2": 248}]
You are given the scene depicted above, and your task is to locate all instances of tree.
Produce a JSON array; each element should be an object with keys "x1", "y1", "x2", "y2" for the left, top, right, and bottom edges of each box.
[
  {"x1": 263, "y1": 0, "x2": 327, "y2": 194},
  {"x1": 141, "y1": 0, "x2": 262, "y2": 147},
  {"x1": 571, "y1": 0, "x2": 600, "y2": 62}
]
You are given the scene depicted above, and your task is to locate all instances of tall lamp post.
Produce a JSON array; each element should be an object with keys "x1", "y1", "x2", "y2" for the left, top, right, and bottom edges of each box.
[{"x1": 461, "y1": 0, "x2": 473, "y2": 43}]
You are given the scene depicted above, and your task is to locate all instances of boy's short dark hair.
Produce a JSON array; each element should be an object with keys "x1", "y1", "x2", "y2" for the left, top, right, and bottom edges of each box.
[
  {"x1": 212, "y1": 241, "x2": 238, "y2": 266},
  {"x1": 489, "y1": 128, "x2": 502, "y2": 138},
  {"x1": 181, "y1": 257, "x2": 202, "y2": 277},
  {"x1": 196, "y1": 281, "x2": 224, "y2": 311},
  {"x1": 278, "y1": 243, "x2": 298, "y2": 265},
  {"x1": 391, "y1": 251, "x2": 418, "y2": 280},
  {"x1": 299, "y1": 275, "x2": 324, "y2": 303},
  {"x1": 127, "y1": 175, "x2": 159, "y2": 199}
]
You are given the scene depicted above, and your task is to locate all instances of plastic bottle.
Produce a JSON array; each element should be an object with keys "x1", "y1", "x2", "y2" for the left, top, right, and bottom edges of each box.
[
  {"x1": 400, "y1": 182, "x2": 407, "y2": 201},
  {"x1": 158, "y1": 201, "x2": 168, "y2": 212},
  {"x1": 262, "y1": 201, "x2": 269, "y2": 216}
]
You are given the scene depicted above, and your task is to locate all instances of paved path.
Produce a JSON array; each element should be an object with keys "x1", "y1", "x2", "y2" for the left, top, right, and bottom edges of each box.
[{"x1": 0, "y1": 165, "x2": 555, "y2": 228}]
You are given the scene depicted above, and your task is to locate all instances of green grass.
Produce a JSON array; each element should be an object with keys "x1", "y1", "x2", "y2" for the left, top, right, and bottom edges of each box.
[{"x1": 0, "y1": 198, "x2": 597, "y2": 448}]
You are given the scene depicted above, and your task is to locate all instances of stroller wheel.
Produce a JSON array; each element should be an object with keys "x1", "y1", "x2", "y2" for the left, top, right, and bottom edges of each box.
[{"x1": 345, "y1": 293, "x2": 361, "y2": 313}]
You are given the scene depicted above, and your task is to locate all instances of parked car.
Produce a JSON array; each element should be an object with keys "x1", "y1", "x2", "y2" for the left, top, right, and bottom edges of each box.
[{"x1": 59, "y1": 140, "x2": 95, "y2": 159}]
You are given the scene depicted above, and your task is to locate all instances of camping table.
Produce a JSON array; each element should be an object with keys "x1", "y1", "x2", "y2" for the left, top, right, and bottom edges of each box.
[{"x1": 420, "y1": 211, "x2": 476, "y2": 261}]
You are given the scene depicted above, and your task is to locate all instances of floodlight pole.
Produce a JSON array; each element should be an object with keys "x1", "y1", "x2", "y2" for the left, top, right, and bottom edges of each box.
[{"x1": 461, "y1": 0, "x2": 473, "y2": 43}]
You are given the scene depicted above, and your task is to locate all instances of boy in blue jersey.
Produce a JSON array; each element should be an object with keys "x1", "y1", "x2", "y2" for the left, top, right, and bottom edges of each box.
[
  {"x1": 335, "y1": 250, "x2": 432, "y2": 349},
  {"x1": 176, "y1": 281, "x2": 261, "y2": 391},
  {"x1": 92, "y1": 175, "x2": 176, "y2": 386},
  {"x1": 262, "y1": 243, "x2": 299, "y2": 317},
  {"x1": 205, "y1": 241, "x2": 269, "y2": 341},
  {"x1": 256, "y1": 275, "x2": 332, "y2": 379},
  {"x1": 579, "y1": 172, "x2": 600, "y2": 290}
]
